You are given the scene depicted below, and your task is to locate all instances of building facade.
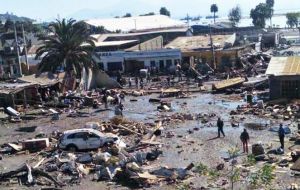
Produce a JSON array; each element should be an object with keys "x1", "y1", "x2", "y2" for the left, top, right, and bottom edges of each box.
[{"x1": 94, "y1": 49, "x2": 181, "y2": 73}]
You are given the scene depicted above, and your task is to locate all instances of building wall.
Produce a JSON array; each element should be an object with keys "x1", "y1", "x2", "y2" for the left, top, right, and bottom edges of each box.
[
  {"x1": 94, "y1": 49, "x2": 181, "y2": 73},
  {"x1": 0, "y1": 56, "x2": 20, "y2": 78},
  {"x1": 182, "y1": 49, "x2": 239, "y2": 69},
  {"x1": 269, "y1": 75, "x2": 300, "y2": 100}
]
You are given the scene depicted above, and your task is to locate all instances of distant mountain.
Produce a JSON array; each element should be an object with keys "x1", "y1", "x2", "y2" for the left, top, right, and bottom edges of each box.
[
  {"x1": 68, "y1": 1, "x2": 159, "y2": 21},
  {"x1": 0, "y1": 12, "x2": 34, "y2": 23}
]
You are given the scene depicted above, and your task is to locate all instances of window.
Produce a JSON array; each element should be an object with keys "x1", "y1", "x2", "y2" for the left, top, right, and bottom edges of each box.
[
  {"x1": 150, "y1": 61, "x2": 156, "y2": 67},
  {"x1": 166, "y1": 60, "x2": 172, "y2": 68},
  {"x1": 88, "y1": 133, "x2": 100, "y2": 139},
  {"x1": 67, "y1": 132, "x2": 88, "y2": 139},
  {"x1": 98, "y1": 62, "x2": 104, "y2": 70},
  {"x1": 281, "y1": 80, "x2": 299, "y2": 98},
  {"x1": 159, "y1": 60, "x2": 164, "y2": 70},
  {"x1": 107, "y1": 62, "x2": 123, "y2": 71}
]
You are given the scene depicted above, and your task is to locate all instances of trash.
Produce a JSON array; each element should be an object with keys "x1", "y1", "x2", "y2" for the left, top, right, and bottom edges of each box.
[
  {"x1": 252, "y1": 143, "x2": 265, "y2": 156},
  {"x1": 291, "y1": 158, "x2": 300, "y2": 172},
  {"x1": 76, "y1": 153, "x2": 93, "y2": 164},
  {"x1": 6, "y1": 107, "x2": 20, "y2": 116},
  {"x1": 22, "y1": 138, "x2": 50, "y2": 152}
]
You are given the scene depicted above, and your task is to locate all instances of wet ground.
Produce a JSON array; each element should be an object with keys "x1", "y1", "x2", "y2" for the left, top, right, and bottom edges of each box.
[{"x1": 0, "y1": 92, "x2": 299, "y2": 189}]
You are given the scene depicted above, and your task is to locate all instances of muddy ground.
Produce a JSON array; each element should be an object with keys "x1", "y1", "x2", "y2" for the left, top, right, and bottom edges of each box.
[{"x1": 0, "y1": 92, "x2": 299, "y2": 189}]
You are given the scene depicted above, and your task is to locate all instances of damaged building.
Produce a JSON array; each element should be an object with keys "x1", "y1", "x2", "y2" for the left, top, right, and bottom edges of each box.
[
  {"x1": 165, "y1": 33, "x2": 253, "y2": 70},
  {"x1": 266, "y1": 56, "x2": 300, "y2": 99},
  {"x1": 0, "y1": 72, "x2": 62, "y2": 108}
]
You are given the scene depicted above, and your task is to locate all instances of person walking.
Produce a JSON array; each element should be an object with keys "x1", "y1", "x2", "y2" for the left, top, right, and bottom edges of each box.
[
  {"x1": 240, "y1": 129, "x2": 250, "y2": 153},
  {"x1": 217, "y1": 117, "x2": 225, "y2": 137},
  {"x1": 278, "y1": 124, "x2": 285, "y2": 150}
]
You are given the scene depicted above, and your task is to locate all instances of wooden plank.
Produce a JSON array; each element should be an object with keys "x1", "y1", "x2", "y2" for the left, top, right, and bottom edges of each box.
[{"x1": 213, "y1": 77, "x2": 245, "y2": 90}]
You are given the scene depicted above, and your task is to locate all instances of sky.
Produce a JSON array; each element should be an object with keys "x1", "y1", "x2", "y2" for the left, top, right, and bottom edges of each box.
[{"x1": 1, "y1": 0, "x2": 300, "y2": 21}]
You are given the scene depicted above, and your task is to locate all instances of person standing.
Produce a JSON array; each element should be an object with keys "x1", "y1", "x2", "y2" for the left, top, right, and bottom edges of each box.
[
  {"x1": 128, "y1": 78, "x2": 132, "y2": 88},
  {"x1": 217, "y1": 117, "x2": 225, "y2": 137},
  {"x1": 102, "y1": 93, "x2": 108, "y2": 109},
  {"x1": 278, "y1": 124, "x2": 285, "y2": 150},
  {"x1": 135, "y1": 77, "x2": 139, "y2": 88},
  {"x1": 240, "y1": 129, "x2": 250, "y2": 153}
]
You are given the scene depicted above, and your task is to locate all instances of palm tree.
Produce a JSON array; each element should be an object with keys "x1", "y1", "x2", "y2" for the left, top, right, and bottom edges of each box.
[
  {"x1": 266, "y1": 0, "x2": 275, "y2": 27},
  {"x1": 36, "y1": 18, "x2": 95, "y2": 79},
  {"x1": 210, "y1": 4, "x2": 218, "y2": 24}
]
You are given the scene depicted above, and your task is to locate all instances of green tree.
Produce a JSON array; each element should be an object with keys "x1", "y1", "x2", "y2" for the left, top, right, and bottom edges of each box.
[
  {"x1": 286, "y1": 12, "x2": 300, "y2": 28},
  {"x1": 93, "y1": 26, "x2": 106, "y2": 34},
  {"x1": 228, "y1": 5, "x2": 242, "y2": 27},
  {"x1": 250, "y1": 3, "x2": 270, "y2": 28},
  {"x1": 210, "y1": 4, "x2": 218, "y2": 23},
  {"x1": 140, "y1": 12, "x2": 155, "y2": 16},
  {"x1": 160, "y1": 7, "x2": 171, "y2": 17},
  {"x1": 4, "y1": 19, "x2": 14, "y2": 32},
  {"x1": 36, "y1": 18, "x2": 95, "y2": 78},
  {"x1": 122, "y1": 13, "x2": 132, "y2": 18},
  {"x1": 266, "y1": 0, "x2": 275, "y2": 27}
]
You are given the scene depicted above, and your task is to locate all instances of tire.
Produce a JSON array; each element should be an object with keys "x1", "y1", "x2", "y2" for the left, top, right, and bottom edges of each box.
[{"x1": 66, "y1": 144, "x2": 78, "y2": 152}]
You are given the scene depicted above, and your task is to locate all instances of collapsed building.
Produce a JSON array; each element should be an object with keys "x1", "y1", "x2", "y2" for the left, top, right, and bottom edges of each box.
[{"x1": 0, "y1": 72, "x2": 62, "y2": 108}]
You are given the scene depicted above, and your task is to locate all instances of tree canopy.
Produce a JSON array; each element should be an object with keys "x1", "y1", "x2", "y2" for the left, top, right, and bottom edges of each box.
[
  {"x1": 286, "y1": 12, "x2": 300, "y2": 28},
  {"x1": 250, "y1": 0, "x2": 275, "y2": 28},
  {"x1": 122, "y1": 13, "x2": 132, "y2": 18},
  {"x1": 140, "y1": 12, "x2": 155, "y2": 16},
  {"x1": 228, "y1": 6, "x2": 242, "y2": 27},
  {"x1": 36, "y1": 18, "x2": 95, "y2": 78},
  {"x1": 160, "y1": 7, "x2": 170, "y2": 17},
  {"x1": 210, "y1": 4, "x2": 218, "y2": 23}
]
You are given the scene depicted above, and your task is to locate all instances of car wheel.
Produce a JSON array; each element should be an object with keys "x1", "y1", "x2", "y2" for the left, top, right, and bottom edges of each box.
[{"x1": 66, "y1": 144, "x2": 78, "y2": 152}]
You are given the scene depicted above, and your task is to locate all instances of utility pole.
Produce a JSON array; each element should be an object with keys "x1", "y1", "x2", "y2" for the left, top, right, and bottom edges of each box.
[
  {"x1": 14, "y1": 22, "x2": 22, "y2": 76},
  {"x1": 22, "y1": 24, "x2": 29, "y2": 71},
  {"x1": 209, "y1": 24, "x2": 216, "y2": 70}
]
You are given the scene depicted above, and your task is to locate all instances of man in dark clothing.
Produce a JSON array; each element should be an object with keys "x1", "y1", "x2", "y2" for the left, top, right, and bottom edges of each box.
[
  {"x1": 217, "y1": 117, "x2": 225, "y2": 137},
  {"x1": 240, "y1": 129, "x2": 250, "y2": 153},
  {"x1": 135, "y1": 77, "x2": 139, "y2": 88},
  {"x1": 278, "y1": 124, "x2": 285, "y2": 149},
  {"x1": 102, "y1": 93, "x2": 108, "y2": 109}
]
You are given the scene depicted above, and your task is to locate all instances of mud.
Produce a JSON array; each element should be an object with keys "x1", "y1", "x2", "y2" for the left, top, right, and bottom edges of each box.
[{"x1": 0, "y1": 92, "x2": 299, "y2": 189}]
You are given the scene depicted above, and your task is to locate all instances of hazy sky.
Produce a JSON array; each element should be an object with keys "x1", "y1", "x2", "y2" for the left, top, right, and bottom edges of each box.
[{"x1": 1, "y1": 0, "x2": 300, "y2": 21}]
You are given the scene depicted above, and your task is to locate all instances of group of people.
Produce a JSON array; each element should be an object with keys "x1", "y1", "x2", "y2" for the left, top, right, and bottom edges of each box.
[
  {"x1": 216, "y1": 117, "x2": 286, "y2": 154},
  {"x1": 101, "y1": 89, "x2": 125, "y2": 116},
  {"x1": 128, "y1": 74, "x2": 151, "y2": 89}
]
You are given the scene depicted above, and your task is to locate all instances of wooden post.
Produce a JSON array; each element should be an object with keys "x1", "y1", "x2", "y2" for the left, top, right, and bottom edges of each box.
[
  {"x1": 23, "y1": 88, "x2": 27, "y2": 115},
  {"x1": 11, "y1": 93, "x2": 15, "y2": 109}
]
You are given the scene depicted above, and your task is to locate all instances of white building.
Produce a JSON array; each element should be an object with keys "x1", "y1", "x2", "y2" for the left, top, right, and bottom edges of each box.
[{"x1": 94, "y1": 49, "x2": 181, "y2": 73}]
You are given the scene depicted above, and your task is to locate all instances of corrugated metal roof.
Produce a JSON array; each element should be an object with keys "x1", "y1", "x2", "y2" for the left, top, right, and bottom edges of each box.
[
  {"x1": 165, "y1": 34, "x2": 234, "y2": 51},
  {"x1": 266, "y1": 56, "x2": 300, "y2": 76}
]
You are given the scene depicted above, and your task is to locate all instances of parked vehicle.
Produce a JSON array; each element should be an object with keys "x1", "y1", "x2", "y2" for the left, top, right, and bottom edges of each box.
[{"x1": 58, "y1": 128, "x2": 126, "y2": 151}]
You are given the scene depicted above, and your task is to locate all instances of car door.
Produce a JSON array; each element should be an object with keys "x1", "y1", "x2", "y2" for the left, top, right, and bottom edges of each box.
[
  {"x1": 73, "y1": 132, "x2": 89, "y2": 150},
  {"x1": 86, "y1": 132, "x2": 102, "y2": 149}
]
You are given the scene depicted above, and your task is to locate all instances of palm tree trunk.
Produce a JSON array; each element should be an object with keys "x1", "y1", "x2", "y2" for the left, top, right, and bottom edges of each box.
[{"x1": 214, "y1": 12, "x2": 216, "y2": 23}]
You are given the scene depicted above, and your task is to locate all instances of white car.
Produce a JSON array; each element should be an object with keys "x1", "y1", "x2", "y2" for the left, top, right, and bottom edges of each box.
[{"x1": 58, "y1": 128, "x2": 126, "y2": 151}]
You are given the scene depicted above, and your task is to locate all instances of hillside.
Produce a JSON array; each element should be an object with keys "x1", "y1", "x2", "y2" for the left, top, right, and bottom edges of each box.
[{"x1": 0, "y1": 12, "x2": 34, "y2": 23}]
